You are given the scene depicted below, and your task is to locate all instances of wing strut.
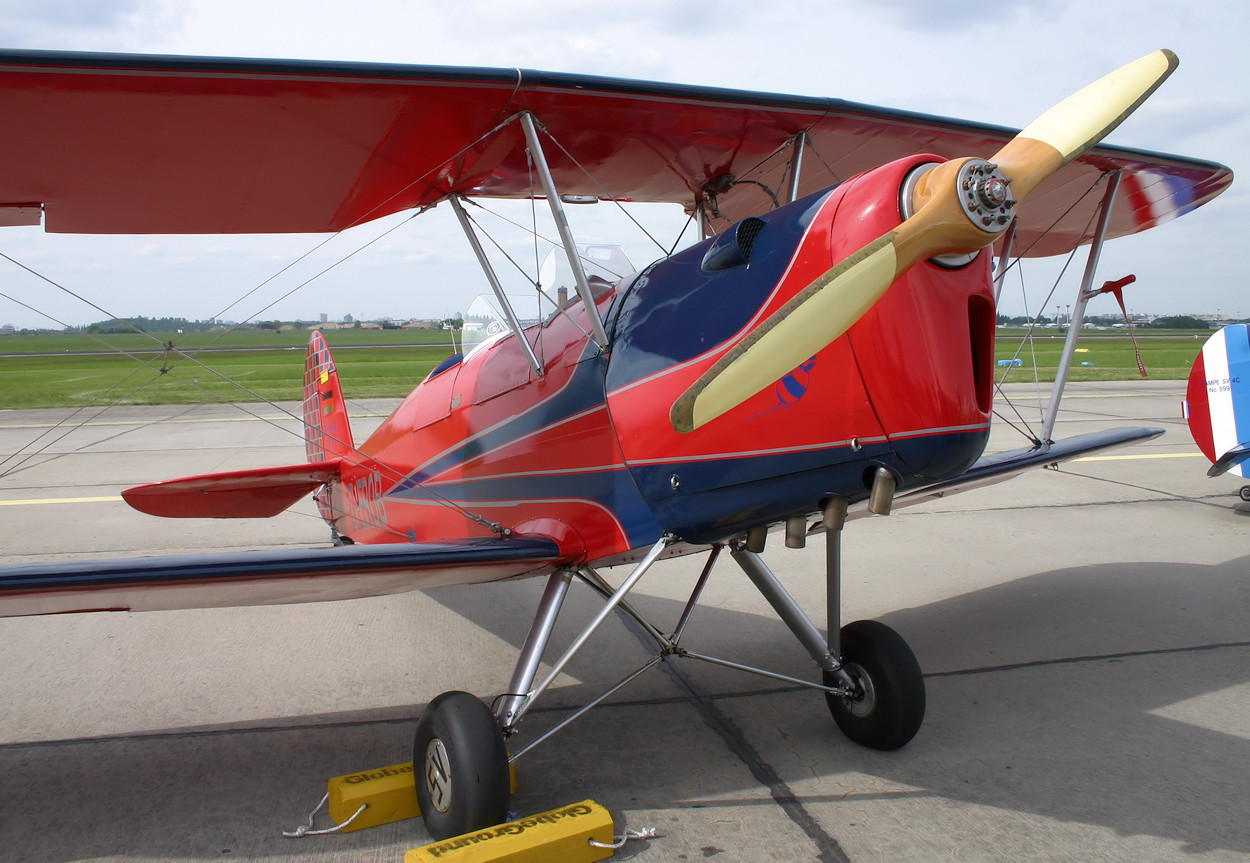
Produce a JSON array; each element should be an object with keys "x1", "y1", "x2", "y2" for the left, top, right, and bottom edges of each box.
[
  {"x1": 785, "y1": 132, "x2": 807, "y2": 204},
  {"x1": 450, "y1": 195, "x2": 544, "y2": 377},
  {"x1": 519, "y1": 113, "x2": 611, "y2": 351},
  {"x1": 993, "y1": 217, "x2": 1018, "y2": 304},
  {"x1": 1040, "y1": 170, "x2": 1122, "y2": 441}
]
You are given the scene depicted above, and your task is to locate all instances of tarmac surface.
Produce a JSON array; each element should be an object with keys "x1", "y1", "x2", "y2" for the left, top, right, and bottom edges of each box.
[{"x1": 1, "y1": 380, "x2": 1248, "y2": 862}]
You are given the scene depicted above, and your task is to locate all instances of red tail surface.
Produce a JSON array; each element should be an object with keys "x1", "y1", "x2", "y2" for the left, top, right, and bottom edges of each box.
[{"x1": 303, "y1": 331, "x2": 355, "y2": 463}]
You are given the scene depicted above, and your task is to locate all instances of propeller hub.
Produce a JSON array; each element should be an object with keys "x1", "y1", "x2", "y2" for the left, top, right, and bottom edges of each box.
[{"x1": 958, "y1": 160, "x2": 1016, "y2": 232}]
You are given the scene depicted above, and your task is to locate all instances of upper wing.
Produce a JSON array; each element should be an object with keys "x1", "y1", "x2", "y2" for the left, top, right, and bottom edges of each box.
[
  {"x1": 0, "y1": 50, "x2": 1230, "y2": 256},
  {"x1": 0, "y1": 535, "x2": 561, "y2": 616}
]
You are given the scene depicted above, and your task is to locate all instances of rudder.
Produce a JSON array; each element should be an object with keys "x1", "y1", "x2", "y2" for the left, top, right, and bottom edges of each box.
[
  {"x1": 303, "y1": 331, "x2": 355, "y2": 463},
  {"x1": 1185, "y1": 323, "x2": 1250, "y2": 478}
]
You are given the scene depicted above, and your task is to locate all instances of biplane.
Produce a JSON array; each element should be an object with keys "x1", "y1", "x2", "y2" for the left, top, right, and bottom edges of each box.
[
  {"x1": 1185, "y1": 324, "x2": 1250, "y2": 500},
  {"x1": 0, "y1": 48, "x2": 1233, "y2": 839}
]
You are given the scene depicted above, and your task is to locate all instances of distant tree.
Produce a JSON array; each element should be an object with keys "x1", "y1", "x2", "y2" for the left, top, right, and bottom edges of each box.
[
  {"x1": 82, "y1": 315, "x2": 220, "y2": 334},
  {"x1": 1148, "y1": 315, "x2": 1210, "y2": 329}
]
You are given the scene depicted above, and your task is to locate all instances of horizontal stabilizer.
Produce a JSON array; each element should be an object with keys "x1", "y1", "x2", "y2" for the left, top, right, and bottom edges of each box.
[
  {"x1": 0, "y1": 536, "x2": 562, "y2": 616},
  {"x1": 1208, "y1": 443, "x2": 1250, "y2": 478},
  {"x1": 122, "y1": 461, "x2": 341, "y2": 518}
]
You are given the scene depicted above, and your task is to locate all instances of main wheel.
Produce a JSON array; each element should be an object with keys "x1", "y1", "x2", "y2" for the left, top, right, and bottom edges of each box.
[
  {"x1": 823, "y1": 619, "x2": 925, "y2": 751},
  {"x1": 1239, "y1": 485, "x2": 1250, "y2": 502},
  {"x1": 413, "y1": 691, "x2": 510, "y2": 840}
]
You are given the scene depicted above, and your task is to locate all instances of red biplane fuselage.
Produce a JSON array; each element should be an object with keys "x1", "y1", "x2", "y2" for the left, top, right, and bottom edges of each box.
[{"x1": 316, "y1": 155, "x2": 993, "y2": 567}]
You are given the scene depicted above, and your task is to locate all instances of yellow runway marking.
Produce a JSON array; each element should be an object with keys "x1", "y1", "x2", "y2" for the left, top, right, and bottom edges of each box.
[
  {"x1": 1075, "y1": 452, "x2": 1202, "y2": 462},
  {"x1": 0, "y1": 495, "x2": 123, "y2": 506},
  {"x1": 1053, "y1": 391, "x2": 1183, "y2": 399},
  {"x1": 0, "y1": 412, "x2": 380, "y2": 431},
  {"x1": 0, "y1": 416, "x2": 291, "y2": 430}
]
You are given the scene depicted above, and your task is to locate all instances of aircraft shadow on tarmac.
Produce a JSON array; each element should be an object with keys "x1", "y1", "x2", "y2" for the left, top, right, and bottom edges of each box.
[{"x1": 2, "y1": 554, "x2": 1247, "y2": 860}]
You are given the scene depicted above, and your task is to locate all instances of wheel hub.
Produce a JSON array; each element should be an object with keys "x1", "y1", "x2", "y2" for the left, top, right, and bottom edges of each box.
[
  {"x1": 423, "y1": 738, "x2": 453, "y2": 813},
  {"x1": 842, "y1": 662, "x2": 877, "y2": 718}
]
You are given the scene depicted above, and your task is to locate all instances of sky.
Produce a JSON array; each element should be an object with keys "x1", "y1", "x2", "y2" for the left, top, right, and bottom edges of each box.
[{"x1": 0, "y1": 0, "x2": 1246, "y2": 330}]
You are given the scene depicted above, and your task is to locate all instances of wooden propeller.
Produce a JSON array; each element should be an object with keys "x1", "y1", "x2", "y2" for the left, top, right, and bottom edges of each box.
[{"x1": 671, "y1": 50, "x2": 1178, "y2": 434}]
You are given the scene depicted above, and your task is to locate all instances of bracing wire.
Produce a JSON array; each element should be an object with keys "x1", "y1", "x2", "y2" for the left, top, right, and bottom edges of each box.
[{"x1": 991, "y1": 174, "x2": 1110, "y2": 444}]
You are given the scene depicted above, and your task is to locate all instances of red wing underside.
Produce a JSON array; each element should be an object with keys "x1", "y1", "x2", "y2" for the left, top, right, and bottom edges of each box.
[{"x1": 0, "y1": 50, "x2": 1231, "y2": 256}]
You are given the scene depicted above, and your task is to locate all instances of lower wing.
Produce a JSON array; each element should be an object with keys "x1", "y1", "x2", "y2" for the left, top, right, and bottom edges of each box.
[
  {"x1": 1, "y1": 427, "x2": 1163, "y2": 617},
  {"x1": 0, "y1": 537, "x2": 560, "y2": 617},
  {"x1": 883, "y1": 426, "x2": 1164, "y2": 513}
]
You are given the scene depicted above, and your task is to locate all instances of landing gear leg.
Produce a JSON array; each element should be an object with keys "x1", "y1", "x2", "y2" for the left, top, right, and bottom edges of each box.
[
  {"x1": 821, "y1": 497, "x2": 924, "y2": 750},
  {"x1": 732, "y1": 499, "x2": 924, "y2": 751}
]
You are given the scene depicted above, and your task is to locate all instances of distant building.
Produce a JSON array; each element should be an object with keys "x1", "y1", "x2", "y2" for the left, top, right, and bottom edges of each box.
[{"x1": 466, "y1": 294, "x2": 544, "y2": 328}]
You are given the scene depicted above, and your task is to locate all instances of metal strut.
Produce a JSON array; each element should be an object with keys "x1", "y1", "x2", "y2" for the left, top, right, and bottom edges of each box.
[
  {"x1": 496, "y1": 569, "x2": 572, "y2": 730},
  {"x1": 450, "y1": 195, "x2": 544, "y2": 377},
  {"x1": 497, "y1": 525, "x2": 867, "y2": 763},
  {"x1": 823, "y1": 497, "x2": 849, "y2": 663},
  {"x1": 500, "y1": 535, "x2": 671, "y2": 736},
  {"x1": 728, "y1": 498, "x2": 857, "y2": 692},
  {"x1": 1041, "y1": 171, "x2": 1122, "y2": 442},
  {"x1": 785, "y1": 132, "x2": 807, "y2": 204},
  {"x1": 519, "y1": 112, "x2": 610, "y2": 351}
]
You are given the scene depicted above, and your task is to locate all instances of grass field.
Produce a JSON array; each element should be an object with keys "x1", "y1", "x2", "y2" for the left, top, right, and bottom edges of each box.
[
  {"x1": 993, "y1": 330, "x2": 1210, "y2": 382},
  {"x1": 0, "y1": 327, "x2": 1212, "y2": 409},
  {"x1": 0, "y1": 329, "x2": 457, "y2": 409}
]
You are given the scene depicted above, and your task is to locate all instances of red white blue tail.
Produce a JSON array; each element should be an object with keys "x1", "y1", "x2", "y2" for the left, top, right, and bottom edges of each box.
[
  {"x1": 1185, "y1": 324, "x2": 1250, "y2": 478},
  {"x1": 303, "y1": 331, "x2": 355, "y2": 463}
]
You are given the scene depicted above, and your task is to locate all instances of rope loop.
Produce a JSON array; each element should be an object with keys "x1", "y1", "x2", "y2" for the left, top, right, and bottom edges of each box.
[
  {"x1": 282, "y1": 792, "x2": 369, "y2": 838},
  {"x1": 588, "y1": 826, "x2": 659, "y2": 848}
]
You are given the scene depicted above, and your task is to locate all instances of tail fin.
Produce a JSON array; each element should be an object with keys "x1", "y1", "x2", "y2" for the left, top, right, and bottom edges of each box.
[
  {"x1": 303, "y1": 331, "x2": 355, "y2": 463},
  {"x1": 1185, "y1": 324, "x2": 1250, "y2": 478}
]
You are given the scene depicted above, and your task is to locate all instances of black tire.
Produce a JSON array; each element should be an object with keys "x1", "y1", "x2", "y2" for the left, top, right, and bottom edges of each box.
[
  {"x1": 413, "y1": 691, "x2": 510, "y2": 840},
  {"x1": 823, "y1": 619, "x2": 925, "y2": 751},
  {"x1": 1239, "y1": 485, "x2": 1250, "y2": 502}
]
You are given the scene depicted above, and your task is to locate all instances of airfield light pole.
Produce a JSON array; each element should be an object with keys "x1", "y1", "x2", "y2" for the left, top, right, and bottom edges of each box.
[
  {"x1": 519, "y1": 113, "x2": 611, "y2": 351},
  {"x1": 1041, "y1": 171, "x2": 1122, "y2": 442}
]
